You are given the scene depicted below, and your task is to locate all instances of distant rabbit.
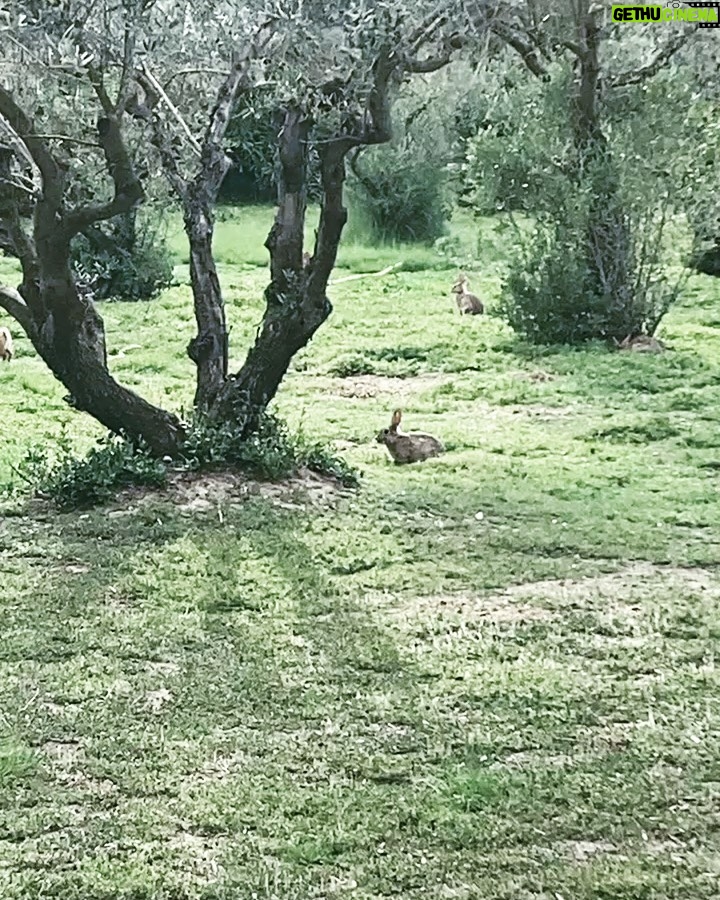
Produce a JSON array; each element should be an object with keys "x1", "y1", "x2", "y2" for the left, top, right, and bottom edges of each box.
[
  {"x1": 376, "y1": 409, "x2": 445, "y2": 464},
  {"x1": 0, "y1": 325, "x2": 13, "y2": 361},
  {"x1": 451, "y1": 274, "x2": 484, "y2": 315}
]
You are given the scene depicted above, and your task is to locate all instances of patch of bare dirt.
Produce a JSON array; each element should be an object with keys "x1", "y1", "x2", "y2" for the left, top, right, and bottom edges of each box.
[
  {"x1": 167, "y1": 831, "x2": 226, "y2": 881},
  {"x1": 331, "y1": 373, "x2": 450, "y2": 399},
  {"x1": 494, "y1": 562, "x2": 720, "y2": 606},
  {"x1": 382, "y1": 592, "x2": 555, "y2": 624},
  {"x1": 513, "y1": 369, "x2": 556, "y2": 383},
  {"x1": 374, "y1": 563, "x2": 720, "y2": 626},
  {"x1": 41, "y1": 739, "x2": 83, "y2": 763},
  {"x1": 114, "y1": 467, "x2": 350, "y2": 515},
  {"x1": 508, "y1": 404, "x2": 573, "y2": 419},
  {"x1": 555, "y1": 839, "x2": 618, "y2": 861}
]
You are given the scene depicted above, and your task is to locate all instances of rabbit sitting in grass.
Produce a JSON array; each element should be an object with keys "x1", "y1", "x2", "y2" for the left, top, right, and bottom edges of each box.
[
  {"x1": 376, "y1": 409, "x2": 444, "y2": 464},
  {"x1": 451, "y1": 274, "x2": 484, "y2": 315}
]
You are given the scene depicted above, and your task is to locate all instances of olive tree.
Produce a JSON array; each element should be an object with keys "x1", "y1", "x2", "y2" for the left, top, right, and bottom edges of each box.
[
  {"x1": 0, "y1": 0, "x2": 472, "y2": 453},
  {"x1": 471, "y1": 1, "x2": 704, "y2": 343}
]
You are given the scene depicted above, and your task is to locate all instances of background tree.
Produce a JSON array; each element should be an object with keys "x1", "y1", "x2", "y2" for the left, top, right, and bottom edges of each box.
[{"x1": 467, "y1": 0, "x2": 704, "y2": 344}]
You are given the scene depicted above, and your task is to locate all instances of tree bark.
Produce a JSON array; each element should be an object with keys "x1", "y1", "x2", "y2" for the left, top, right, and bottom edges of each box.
[
  {"x1": 210, "y1": 105, "x2": 328, "y2": 430},
  {"x1": 185, "y1": 184, "x2": 229, "y2": 412},
  {"x1": 211, "y1": 51, "x2": 409, "y2": 432},
  {"x1": 571, "y1": 3, "x2": 634, "y2": 336},
  {"x1": 0, "y1": 86, "x2": 186, "y2": 456},
  {"x1": 135, "y1": 47, "x2": 259, "y2": 413}
]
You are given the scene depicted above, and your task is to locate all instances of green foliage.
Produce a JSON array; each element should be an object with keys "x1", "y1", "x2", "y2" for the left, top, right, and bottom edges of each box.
[
  {"x1": 347, "y1": 89, "x2": 454, "y2": 244},
  {"x1": 14, "y1": 415, "x2": 358, "y2": 511},
  {"x1": 219, "y1": 91, "x2": 281, "y2": 205},
  {"x1": 181, "y1": 414, "x2": 359, "y2": 487},
  {"x1": 348, "y1": 144, "x2": 451, "y2": 244},
  {"x1": 458, "y1": 61, "x2": 558, "y2": 215},
  {"x1": 464, "y1": 61, "x2": 693, "y2": 344},
  {"x1": 71, "y1": 209, "x2": 174, "y2": 302},
  {"x1": 19, "y1": 434, "x2": 167, "y2": 511},
  {"x1": 498, "y1": 187, "x2": 684, "y2": 345}
]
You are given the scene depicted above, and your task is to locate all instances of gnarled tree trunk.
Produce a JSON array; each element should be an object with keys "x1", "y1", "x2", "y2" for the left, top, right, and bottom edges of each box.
[
  {"x1": 210, "y1": 106, "x2": 333, "y2": 429},
  {"x1": 0, "y1": 85, "x2": 185, "y2": 456}
]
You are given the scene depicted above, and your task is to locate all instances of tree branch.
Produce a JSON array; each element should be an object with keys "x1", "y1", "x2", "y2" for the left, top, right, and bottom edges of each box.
[
  {"x1": 561, "y1": 39, "x2": 587, "y2": 59},
  {"x1": 308, "y1": 46, "x2": 401, "y2": 293},
  {"x1": 608, "y1": 31, "x2": 693, "y2": 88},
  {"x1": 489, "y1": 19, "x2": 549, "y2": 80},
  {"x1": 116, "y1": 18, "x2": 136, "y2": 113},
  {"x1": 131, "y1": 72, "x2": 189, "y2": 200},
  {"x1": 405, "y1": 52, "x2": 453, "y2": 73},
  {"x1": 0, "y1": 87, "x2": 65, "y2": 209},
  {"x1": 62, "y1": 111, "x2": 144, "y2": 236},
  {"x1": 0, "y1": 283, "x2": 36, "y2": 335},
  {"x1": 138, "y1": 65, "x2": 202, "y2": 155}
]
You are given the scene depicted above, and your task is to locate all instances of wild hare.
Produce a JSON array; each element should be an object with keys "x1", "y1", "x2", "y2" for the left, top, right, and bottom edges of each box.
[
  {"x1": 451, "y1": 274, "x2": 484, "y2": 315},
  {"x1": 0, "y1": 326, "x2": 13, "y2": 361},
  {"x1": 376, "y1": 409, "x2": 445, "y2": 464}
]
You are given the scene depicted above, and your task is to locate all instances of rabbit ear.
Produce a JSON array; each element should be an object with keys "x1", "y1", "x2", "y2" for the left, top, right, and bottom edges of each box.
[{"x1": 391, "y1": 409, "x2": 402, "y2": 430}]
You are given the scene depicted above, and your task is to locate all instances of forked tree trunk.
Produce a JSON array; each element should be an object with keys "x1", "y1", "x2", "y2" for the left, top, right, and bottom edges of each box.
[
  {"x1": 210, "y1": 110, "x2": 348, "y2": 431},
  {"x1": 185, "y1": 186, "x2": 229, "y2": 412}
]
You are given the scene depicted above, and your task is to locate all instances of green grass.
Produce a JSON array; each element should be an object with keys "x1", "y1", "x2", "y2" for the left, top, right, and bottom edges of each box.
[{"x1": 1, "y1": 209, "x2": 720, "y2": 898}]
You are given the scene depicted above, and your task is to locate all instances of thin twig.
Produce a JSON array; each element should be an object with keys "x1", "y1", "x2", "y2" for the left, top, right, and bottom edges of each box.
[
  {"x1": 139, "y1": 64, "x2": 202, "y2": 156},
  {"x1": 329, "y1": 262, "x2": 402, "y2": 285}
]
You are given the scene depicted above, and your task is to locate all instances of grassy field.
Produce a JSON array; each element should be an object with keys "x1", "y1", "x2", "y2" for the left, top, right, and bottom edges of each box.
[{"x1": 1, "y1": 206, "x2": 720, "y2": 899}]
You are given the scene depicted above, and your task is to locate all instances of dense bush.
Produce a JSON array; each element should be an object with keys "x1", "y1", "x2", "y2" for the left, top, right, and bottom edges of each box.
[
  {"x1": 71, "y1": 209, "x2": 174, "y2": 302},
  {"x1": 499, "y1": 202, "x2": 682, "y2": 345},
  {"x1": 347, "y1": 86, "x2": 454, "y2": 244},
  {"x1": 19, "y1": 435, "x2": 167, "y2": 511},
  {"x1": 17, "y1": 416, "x2": 358, "y2": 511},
  {"x1": 463, "y1": 61, "x2": 697, "y2": 344},
  {"x1": 348, "y1": 145, "x2": 451, "y2": 243},
  {"x1": 180, "y1": 415, "x2": 359, "y2": 487}
]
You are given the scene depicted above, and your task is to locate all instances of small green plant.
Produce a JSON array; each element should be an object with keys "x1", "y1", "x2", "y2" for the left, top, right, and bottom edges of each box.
[
  {"x1": 181, "y1": 414, "x2": 359, "y2": 488},
  {"x1": 16, "y1": 416, "x2": 359, "y2": 511},
  {"x1": 17, "y1": 435, "x2": 167, "y2": 511},
  {"x1": 71, "y1": 209, "x2": 174, "y2": 302}
]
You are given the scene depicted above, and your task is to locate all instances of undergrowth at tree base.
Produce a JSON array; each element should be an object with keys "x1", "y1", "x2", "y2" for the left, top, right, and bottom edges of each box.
[{"x1": 14, "y1": 415, "x2": 359, "y2": 511}]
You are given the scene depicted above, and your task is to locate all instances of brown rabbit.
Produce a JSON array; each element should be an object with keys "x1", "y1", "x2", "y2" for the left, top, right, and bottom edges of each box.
[
  {"x1": 0, "y1": 325, "x2": 13, "y2": 361},
  {"x1": 376, "y1": 409, "x2": 445, "y2": 464},
  {"x1": 451, "y1": 274, "x2": 484, "y2": 315}
]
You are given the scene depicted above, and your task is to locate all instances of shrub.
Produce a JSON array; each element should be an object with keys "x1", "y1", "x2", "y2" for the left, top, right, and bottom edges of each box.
[
  {"x1": 181, "y1": 415, "x2": 359, "y2": 487},
  {"x1": 71, "y1": 209, "x2": 174, "y2": 302},
  {"x1": 348, "y1": 145, "x2": 451, "y2": 244},
  {"x1": 498, "y1": 194, "x2": 684, "y2": 345},
  {"x1": 465, "y1": 61, "x2": 693, "y2": 345},
  {"x1": 346, "y1": 84, "x2": 454, "y2": 245},
  {"x1": 19, "y1": 435, "x2": 167, "y2": 511},
  {"x1": 17, "y1": 416, "x2": 359, "y2": 511}
]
